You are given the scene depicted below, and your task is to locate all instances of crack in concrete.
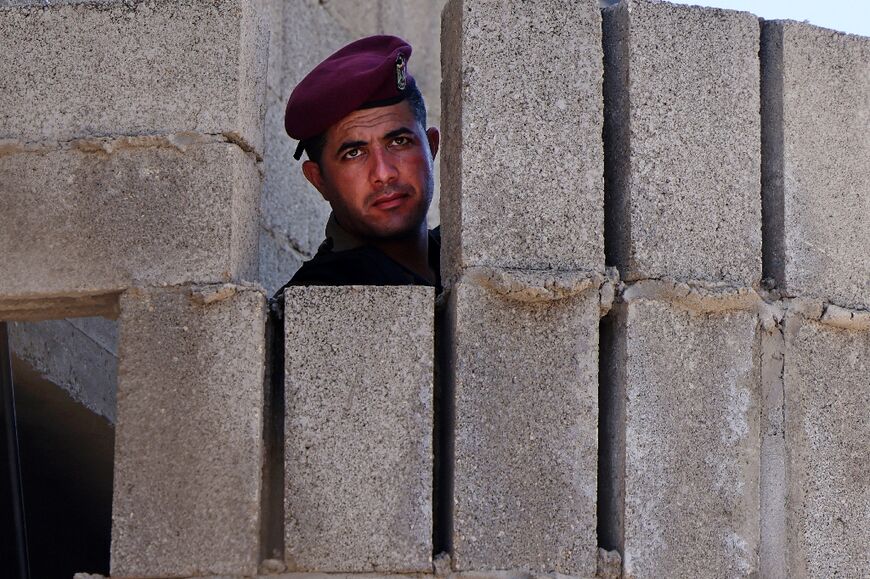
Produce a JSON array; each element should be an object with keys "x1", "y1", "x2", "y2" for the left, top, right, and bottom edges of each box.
[
  {"x1": 259, "y1": 224, "x2": 311, "y2": 259},
  {"x1": 760, "y1": 315, "x2": 787, "y2": 579}
]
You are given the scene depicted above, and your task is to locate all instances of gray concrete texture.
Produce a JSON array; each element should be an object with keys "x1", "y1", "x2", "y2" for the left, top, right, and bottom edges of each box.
[
  {"x1": 259, "y1": 0, "x2": 445, "y2": 294},
  {"x1": 111, "y1": 284, "x2": 266, "y2": 578},
  {"x1": 8, "y1": 316, "x2": 118, "y2": 423},
  {"x1": 783, "y1": 315, "x2": 870, "y2": 577},
  {"x1": 440, "y1": 0, "x2": 604, "y2": 286},
  {"x1": 762, "y1": 21, "x2": 870, "y2": 309},
  {"x1": 603, "y1": 0, "x2": 761, "y2": 286},
  {"x1": 0, "y1": 141, "x2": 260, "y2": 300},
  {"x1": 0, "y1": 0, "x2": 267, "y2": 154},
  {"x1": 283, "y1": 286, "x2": 434, "y2": 572},
  {"x1": 622, "y1": 299, "x2": 760, "y2": 577},
  {"x1": 449, "y1": 277, "x2": 599, "y2": 575},
  {"x1": 259, "y1": 222, "x2": 307, "y2": 297}
]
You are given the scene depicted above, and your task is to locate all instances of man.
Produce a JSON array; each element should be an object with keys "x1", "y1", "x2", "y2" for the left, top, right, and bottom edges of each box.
[{"x1": 277, "y1": 35, "x2": 441, "y2": 292}]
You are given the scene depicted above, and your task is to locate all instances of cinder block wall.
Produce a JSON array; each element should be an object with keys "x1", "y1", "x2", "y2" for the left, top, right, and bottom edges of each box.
[
  {"x1": 0, "y1": 1, "x2": 271, "y2": 577},
  {"x1": 0, "y1": 1, "x2": 867, "y2": 578}
]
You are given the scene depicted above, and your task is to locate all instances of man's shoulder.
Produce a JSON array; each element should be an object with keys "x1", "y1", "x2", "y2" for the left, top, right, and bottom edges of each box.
[
  {"x1": 275, "y1": 227, "x2": 441, "y2": 297},
  {"x1": 284, "y1": 246, "x2": 389, "y2": 288}
]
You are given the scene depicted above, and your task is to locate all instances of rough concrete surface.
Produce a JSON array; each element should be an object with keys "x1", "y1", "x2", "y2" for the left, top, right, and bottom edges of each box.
[
  {"x1": 259, "y1": 223, "x2": 306, "y2": 298},
  {"x1": 441, "y1": 0, "x2": 604, "y2": 285},
  {"x1": 67, "y1": 315, "x2": 119, "y2": 356},
  {"x1": 449, "y1": 276, "x2": 599, "y2": 575},
  {"x1": 622, "y1": 299, "x2": 760, "y2": 577},
  {"x1": 0, "y1": 0, "x2": 267, "y2": 153},
  {"x1": 0, "y1": 142, "x2": 260, "y2": 299},
  {"x1": 8, "y1": 317, "x2": 118, "y2": 423},
  {"x1": 283, "y1": 286, "x2": 434, "y2": 572},
  {"x1": 181, "y1": 572, "x2": 589, "y2": 579},
  {"x1": 763, "y1": 21, "x2": 870, "y2": 308},
  {"x1": 760, "y1": 322, "x2": 787, "y2": 579},
  {"x1": 111, "y1": 284, "x2": 266, "y2": 578},
  {"x1": 603, "y1": 0, "x2": 761, "y2": 286},
  {"x1": 783, "y1": 315, "x2": 870, "y2": 577}
]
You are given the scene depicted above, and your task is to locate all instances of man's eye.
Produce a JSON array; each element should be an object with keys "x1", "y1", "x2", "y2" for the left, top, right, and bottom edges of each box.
[
  {"x1": 391, "y1": 136, "x2": 410, "y2": 146},
  {"x1": 343, "y1": 148, "x2": 362, "y2": 159}
]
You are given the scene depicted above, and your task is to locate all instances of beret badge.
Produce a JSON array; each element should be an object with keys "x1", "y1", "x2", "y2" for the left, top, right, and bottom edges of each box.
[{"x1": 396, "y1": 53, "x2": 407, "y2": 91}]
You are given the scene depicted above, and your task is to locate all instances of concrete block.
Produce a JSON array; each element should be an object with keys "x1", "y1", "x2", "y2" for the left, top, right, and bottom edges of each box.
[
  {"x1": 622, "y1": 299, "x2": 760, "y2": 577},
  {"x1": 259, "y1": 224, "x2": 307, "y2": 297},
  {"x1": 111, "y1": 284, "x2": 266, "y2": 577},
  {"x1": 0, "y1": 0, "x2": 267, "y2": 153},
  {"x1": 8, "y1": 317, "x2": 117, "y2": 423},
  {"x1": 441, "y1": 0, "x2": 604, "y2": 284},
  {"x1": 762, "y1": 21, "x2": 870, "y2": 308},
  {"x1": 449, "y1": 275, "x2": 599, "y2": 575},
  {"x1": 0, "y1": 141, "x2": 260, "y2": 301},
  {"x1": 603, "y1": 0, "x2": 761, "y2": 285},
  {"x1": 783, "y1": 316, "x2": 870, "y2": 577},
  {"x1": 283, "y1": 286, "x2": 434, "y2": 572}
]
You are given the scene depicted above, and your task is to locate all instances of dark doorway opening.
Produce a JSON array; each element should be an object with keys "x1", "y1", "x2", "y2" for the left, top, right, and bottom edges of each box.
[{"x1": 4, "y1": 318, "x2": 116, "y2": 578}]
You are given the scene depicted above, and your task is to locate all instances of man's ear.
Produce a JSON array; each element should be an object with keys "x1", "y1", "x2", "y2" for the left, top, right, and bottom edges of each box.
[
  {"x1": 426, "y1": 127, "x2": 440, "y2": 161},
  {"x1": 302, "y1": 160, "x2": 330, "y2": 201}
]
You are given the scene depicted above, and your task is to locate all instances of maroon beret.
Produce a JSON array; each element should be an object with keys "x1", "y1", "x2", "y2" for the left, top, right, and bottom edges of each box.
[{"x1": 285, "y1": 35, "x2": 416, "y2": 160}]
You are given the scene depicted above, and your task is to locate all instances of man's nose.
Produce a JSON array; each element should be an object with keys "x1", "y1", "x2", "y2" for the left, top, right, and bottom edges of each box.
[{"x1": 369, "y1": 146, "x2": 399, "y2": 186}]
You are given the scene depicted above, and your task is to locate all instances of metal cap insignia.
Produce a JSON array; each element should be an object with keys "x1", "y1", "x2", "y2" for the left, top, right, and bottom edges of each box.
[{"x1": 396, "y1": 53, "x2": 407, "y2": 90}]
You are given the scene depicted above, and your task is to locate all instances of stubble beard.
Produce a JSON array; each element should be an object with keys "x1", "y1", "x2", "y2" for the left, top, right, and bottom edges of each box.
[{"x1": 355, "y1": 175, "x2": 434, "y2": 242}]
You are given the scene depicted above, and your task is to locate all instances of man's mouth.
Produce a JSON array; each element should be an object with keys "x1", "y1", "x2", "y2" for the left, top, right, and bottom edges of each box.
[{"x1": 371, "y1": 190, "x2": 410, "y2": 210}]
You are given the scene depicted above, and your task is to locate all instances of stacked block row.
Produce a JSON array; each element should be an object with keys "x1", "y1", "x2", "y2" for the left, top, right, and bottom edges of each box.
[
  {"x1": 761, "y1": 19, "x2": 870, "y2": 579},
  {"x1": 0, "y1": 0, "x2": 267, "y2": 314},
  {"x1": 0, "y1": 2, "x2": 270, "y2": 578},
  {"x1": 442, "y1": 0, "x2": 604, "y2": 575},
  {"x1": 0, "y1": 0, "x2": 866, "y2": 577},
  {"x1": 442, "y1": 0, "x2": 869, "y2": 577},
  {"x1": 600, "y1": 2, "x2": 764, "y2": 576},
  {"x1": 0, "y1": 144, "x2": 260, "y2": 300}
]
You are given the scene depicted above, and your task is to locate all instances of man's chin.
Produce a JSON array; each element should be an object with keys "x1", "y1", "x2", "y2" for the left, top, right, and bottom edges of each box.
[{"x1": 364, "y1": 223, "x2": 424, "y2": 242}]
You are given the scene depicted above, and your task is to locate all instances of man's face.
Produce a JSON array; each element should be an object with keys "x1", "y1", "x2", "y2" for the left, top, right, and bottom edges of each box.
[{"x1": 301, "y1": 100, "x2": 440, "y2": 241}]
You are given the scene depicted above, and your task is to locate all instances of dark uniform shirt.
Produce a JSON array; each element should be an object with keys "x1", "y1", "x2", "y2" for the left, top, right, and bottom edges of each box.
[{"x1": 275, "y1": 214, "x2": 441, "y2": 295}]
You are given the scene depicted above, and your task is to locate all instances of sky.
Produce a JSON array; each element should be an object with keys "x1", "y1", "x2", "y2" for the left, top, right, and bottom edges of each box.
[{"x1": 666, "y1": 0, "x2": 870, "y2": 37}]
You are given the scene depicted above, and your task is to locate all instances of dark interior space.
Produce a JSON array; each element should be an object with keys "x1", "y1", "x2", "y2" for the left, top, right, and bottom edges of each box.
[{"x1": 11, "y1": 357, "x2": 114, "y2": 579}]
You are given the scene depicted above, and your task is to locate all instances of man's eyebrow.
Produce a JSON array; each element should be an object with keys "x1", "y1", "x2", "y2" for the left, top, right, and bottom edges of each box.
[
  {"x1": 336, "y1": 139, "x2": 367, "y2": 155},
  {"x1": 384, "y1": 127, "x2": 414, "y2": 140}
]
